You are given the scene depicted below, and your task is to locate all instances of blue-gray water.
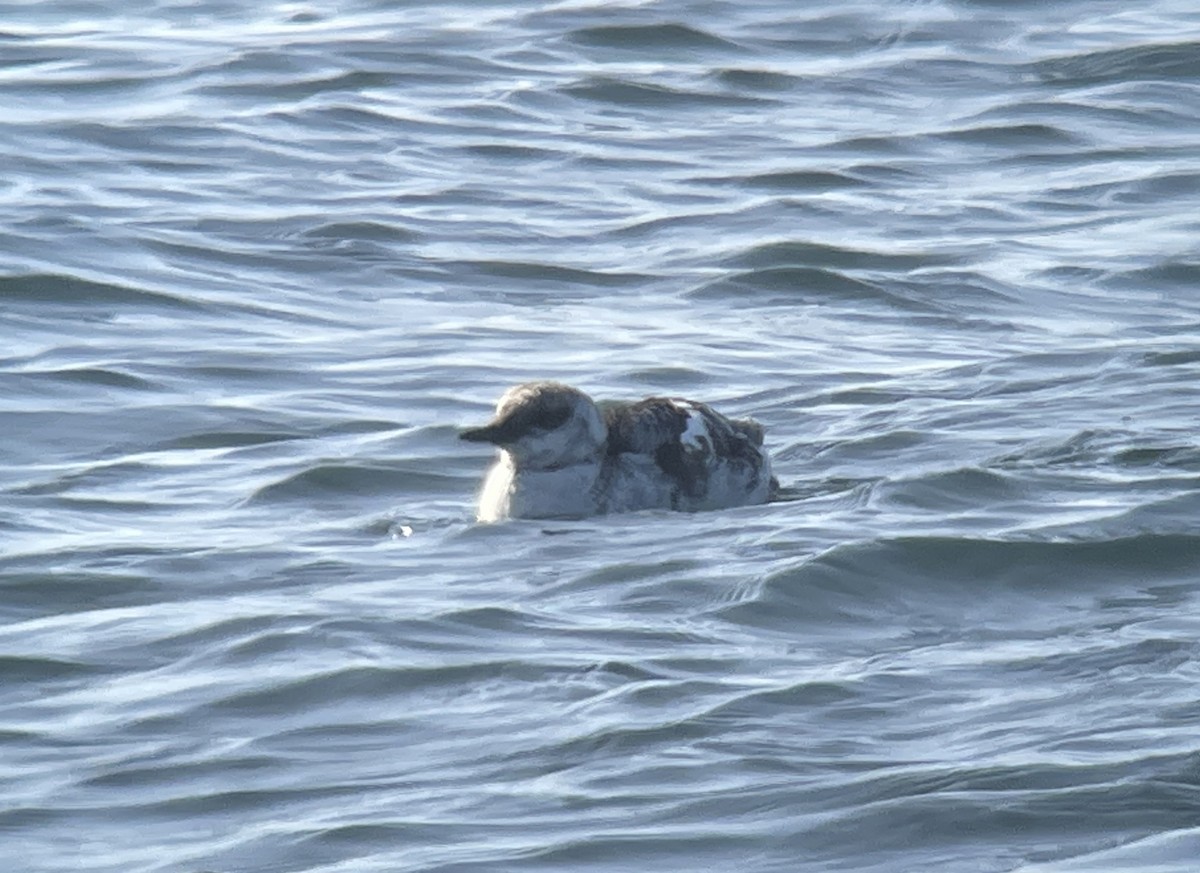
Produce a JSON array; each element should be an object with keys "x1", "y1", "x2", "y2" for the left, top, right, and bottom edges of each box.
[{"x1": 3, "y1": 1, "x2": 1200, "y2": 871}]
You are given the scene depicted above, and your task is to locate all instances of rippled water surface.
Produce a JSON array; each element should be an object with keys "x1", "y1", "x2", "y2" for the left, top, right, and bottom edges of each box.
[{"x1": 4, "y1": 1, "x2": 1200, "y2": 871}]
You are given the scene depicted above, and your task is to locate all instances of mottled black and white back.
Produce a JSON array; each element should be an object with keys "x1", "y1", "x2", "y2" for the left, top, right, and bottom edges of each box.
[{"x1": 461, "y1": 381, "x2": 775, "y2": 521}]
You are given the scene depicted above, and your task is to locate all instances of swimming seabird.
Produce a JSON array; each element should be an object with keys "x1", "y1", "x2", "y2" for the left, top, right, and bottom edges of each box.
[{"x1": 460, "y1": 381, "x2": 776, "y2": 521}]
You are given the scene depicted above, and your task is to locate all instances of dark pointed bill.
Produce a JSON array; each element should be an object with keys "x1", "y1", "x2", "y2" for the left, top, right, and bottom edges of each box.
[
  {"x1": 459, "y1": 411, "x2": 535, "y2": 445},
  {"x1": 459, "y1": 423, "x2": 505, "y2": 444},
  {"x1": 460, "y1": 388, "x2": 574, "y2": 445}
]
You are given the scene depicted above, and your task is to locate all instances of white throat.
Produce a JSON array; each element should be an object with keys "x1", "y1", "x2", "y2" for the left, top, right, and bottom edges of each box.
[{"x1": 476, "y1": 452, "x2": 604, "y2": 522}]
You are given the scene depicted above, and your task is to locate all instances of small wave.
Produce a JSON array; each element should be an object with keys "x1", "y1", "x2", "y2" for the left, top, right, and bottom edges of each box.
[
  {"x1": 457, "y1": 259, "x2": 652, "y2": 288},
  {"x1": 162, "y1": 430, "x2": 305, "y2": 450},
  {"x1": 713, "y1": 68, "x2": 803, "y2": 91},
  {"x1": 992, "y1": 429, "x2": 1125, "y2": 468},
  {"x1": 1112, "y1": 445, "x2": 1200, "y2": 470},
  {"x1": 4, "y1": 366, "x2": 156, "y2": 392},
  {"x1": 1031, "y1": 41, "x2": 1200, "y2": 87},
  {"x1": 1143, "y1": 349, "x2": 1200, "y2": 367},
  {"x1": 248, "y1": 463, "x2": 463, "y2": 503},
  {"x1": 718, "y1": 532, "x2": 1200, "y2": 630},
  {"x1": 687, "y1": 267, "x2": 916, "y2": 309},
  {"x1": 725, "y1": 240, "x2": 948, "y2": 272},
  {"x1": 565, "y1": 23, "x2": 743, "y2": 53},
  {"x1": 560, "y1": 77, "x2": 774, "y2": 108},
  {"x1": 0, "y1": 569, "x2": 162, "y2": 620},
  {"x1": 459, "y1": 143, "x2": 564, "y2": 161},
  {"x1": 207, "y1": 660, "x2": 576, "y2": 714},
  {"x1": 1104, "y1": 259, "x2": 1200, "y2": 291},
  {"x1": 702, "y1": 680, "x2": 860, "y2": 723},
  {"x1": 620, "y1": 366, "x2": 711, "y2": 387},
  {"x1": 699, "y1": 169, "x2": 867, "y2": 191},
  {"x1": 302, "y1": 221, "x2": 421, "y2": 243},
  {"x1": 937, "y1": 122, "x2": 1083, "y2": 146},
  {"x1": 199, "y1": 69, "x2": 397, "y2": 100},
  {"x1": 1015, "y1": 826, "x2": 1200, "y2": 872},
  {"x1": 1112, "y1": 170, "x2": 1200, "y2": 203},
  {"x1": 0, "y1": 273, "x2": 203, "y2": 312},
  {"x1": 1005, "y1": 637, "x2": 1192, "y2": 682},
  {"x1": 48, "y1": 120, "x2": 219, "y2": 154},
  {"x1": 879, "y1": 467, "x2": 1030, "y2": 511},
  {"x1": 0, "y1": 655, "x2": 103, "y2": 683}
]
